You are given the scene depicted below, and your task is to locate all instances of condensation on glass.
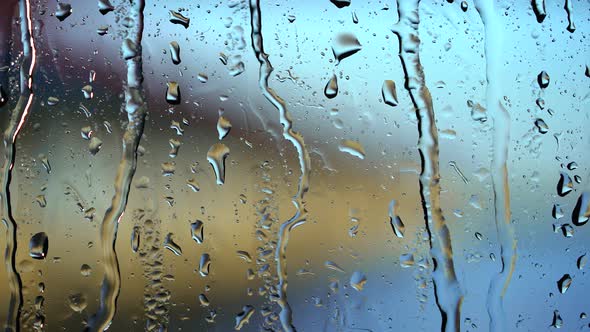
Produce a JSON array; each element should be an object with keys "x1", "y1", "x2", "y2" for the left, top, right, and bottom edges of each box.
[{"x1": 0, "y1": 0, "x2": 588, "y2": 331}]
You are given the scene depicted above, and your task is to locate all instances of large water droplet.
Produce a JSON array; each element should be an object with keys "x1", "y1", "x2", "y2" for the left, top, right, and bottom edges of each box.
[
  {"x1": 164, "y1": 233, "x2": 182, "y2": 256},
  {"x1": 382, "y1": 80, "x2": 398, "y2": 107},
  {"x1": 234, "y1": 305, "x2": 254, "y2": 330},
  {"x1": 350, "y1": 271, "x2": 367, "y2": 291},
  {"x1": 217, "y1": 116, "x2": 232, "y2": 140},
  {"x1": 207, "y1": 143, "x2": 230, "y2": 185},
  {"x1": 199, "y1": 253, "x2": 211, "y2": 277},
  {"x1": 332, "y1": 33, "x2": 362, "y2": 64},
  {"x1": 330, "y1": 0, "x2": 351, "y2": 8},
  {"x1": 538, "y1": 71, "x2": 550, "y2": 88},
  {"x1": 388, "y1": 199, "x2": 405, "y2": 238},
  {"x1": 557, "y1": 274, "x2": 572, "y2": 294},
  {"x1": 338, "y1": 139, "x2": 365, "y2": 160},
  {"x1": 557, "y1": 172, "x2": 573, "y2": 197},
  {"x1": 324, "y1": 74, "x2": 338, "y2": 99},
  {"x1": 169, "y1": 10, "x2": 190, "y2": 28},
  {"x1": 191, "y1": 220, "x2": 204, "y2": 244},
  {"x1": 169, "y1": 41, "x2": 181, "y2": 65},
  {"x1": 98, "y1": 0, "x2": 114, "y2": 15},
  {"x1": 131, "y1": 226, "x2": 140, "y2": 253},
  {"x1": 166, "y1": 81, "x2": 181, "y2": 104},
  {"x1": 572, "y1": 192, "x2": 590, "y2": 226},
  {"x1": 29, "y1": 232, "x2": 48, "y2": 260},
  {"x1": 55, "y1": 3, "x2": 72, "y2": 21}
]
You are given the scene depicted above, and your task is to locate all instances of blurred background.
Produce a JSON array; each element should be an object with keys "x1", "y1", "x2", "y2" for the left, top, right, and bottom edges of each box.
[{"x1": 0, "y1": 0, "x2": 588, "y2": 331}]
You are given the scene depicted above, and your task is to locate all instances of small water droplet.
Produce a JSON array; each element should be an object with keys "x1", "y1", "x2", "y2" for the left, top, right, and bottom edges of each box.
[
  {"x1": 535, "y1": 118, "x2": 548, "y2": 134},
  {"x1": 557, "y1": 274, "x2": 572, "y2": 294},
  {"x1": 88, "y1": 137, "x2": 103, "y2": 155}
]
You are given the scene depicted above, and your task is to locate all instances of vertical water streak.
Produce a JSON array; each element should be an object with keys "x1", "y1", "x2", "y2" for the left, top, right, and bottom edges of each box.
[
  {"x1": 474, "y1": 1, "x2": 517, "y2": 331},
  {"x1": 249, "y1": 0, "x2": 311, "y2": 330},
  {"x1": 88, "y1": 0, "x2": 147, "y2": 330},
  {"x1": 391, "y1": 1, "x2": 463, "y2": 331},
  {"x1": 0, "y1": 0, "x2": 37, "y2": 330}
]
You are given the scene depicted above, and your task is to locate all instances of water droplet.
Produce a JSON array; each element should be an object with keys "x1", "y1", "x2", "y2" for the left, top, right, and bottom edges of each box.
[
  {"x1": 199, "y1": 253, "x2": 211, "y2": 277},
  {"x1": 98, "y1": 0, "x2": 114, "y2": 15},
  {"x1": 388, "y1": 199, "x2": 405, "y2": 238},
  {"x1": 29, "y1": 232, "x2": 48, "y2": 260},
  {"x1": 199, "y1": 293, "x2": 210, "y2": 307},
  {"x1": 400, "y1": 253, "x2": 414, "y2": 268},
  {"x1": 532, "y1": 0, "x2": 546, "y2": 23},
  {"x1": 572, "y1": 192, "x2": 590, "y2": 226},
  {"x1": 186, "y1": 178, "x2": 200, "y2": 192},
  {"x1": 332, "y1": 33, "x2": 362, "y2": 64},
  {"x1": 55, "y1": 3, "x2": 72, "y2": 21},
  {"x1": 169, "y1": 10, "x2": 190, "y2": 28},
  {"x1": 287, "y1": 15, "x2": 296, "y2": 23},
  {"x1": 217, "y1": 116, "x2": 232, "y2": 140},
  {"x1": 352, "y1": 10, "x2": 359, "y2": 23},
  {"x1": 164, "y1": 233, "x2": 182, "y2": 256},
  {"x1": 567, "y1": 162, "x2": 578, "y2": 170},
  {"x1": 552, "y1": 204, "x2": 564, "y2": 219},
  {"x1": 236, "y1": 250, "x2": 252, "y2": 262},
  {"x1": 88, "y1": 137, "x2": 103, "y2": 155},
  {"x1": 166, "y1": 81, "x2": 181, "y2": 104},
  {"x1": 169, "y1": 41, "x2": 181, "y2": 65},
  {"x1": 382, "y1": 80, "x2": 398, "y2": 107},
  {"x1": 538, "y1": 71, "x2": 550, "y2": 88},
  {"x1": 122, "y1": 39, "x2": 138, "y2": 60},
  {"x1": 557, "y1": 274, "x2": 572, "y2": 294},
  {"x1": 82, "y1": 85, "x2": 93, "y2": 99},
  {"x1": 324, "y1": 74, "x2": 338, "y2": 99},
  {"x1": 68, "y1": 293, "x2": 87, "y2": 312},
  {"x1": 36, "y1": 195, "x2": 46, "y2": 208},
  {"x1": 197, "y1": 73, "x2": 208, "y2": 83},
  {"x1": 131, "y1": 226, "x2": 140, "y2": 253},
  {"x1": 97, "y1": 26, "x2": 108, "y2": 36},
  {"x1": 191, "y1": 220, "x2": 204, "y2": 244},
  {"x1": 467, "y1": 100, "x2": 487, "y2": 122},
  {"x1": 551, "y1": 310, "x2": 563, "y2": 328},
  {"x1": 577, "y1": 254, "x2": 587, "y2": 269},
  {"x1": 338, "y1": 139, "x2": 365, "y2": 160},
  {"x1": 324, "y1": 261, "x2": 345, "y2": 273},
  {"x1": 460, "y1": 1, "x2": 468, "y2": 11},
  {"x1": 350, "y1": 271, "x2": 367, "y2": 291},
  {"x1": 207, "y1": 143, "x2": 230, "y2": 185},
  {"x1": 80, "y1": 264, "x2": 92, "y2": 277},
  {"x1": 234, "y1": 305, "x2": 254, "y2": 330},
  {"x1": 47, "y1": 96, "x2": 59, "y2": 106},
  {"x1": 557, "y1": 172, "x2": 573, "y2": 197},
  {"x1": 535, "y1": 118, "x2": 548, "y2": 134}
]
